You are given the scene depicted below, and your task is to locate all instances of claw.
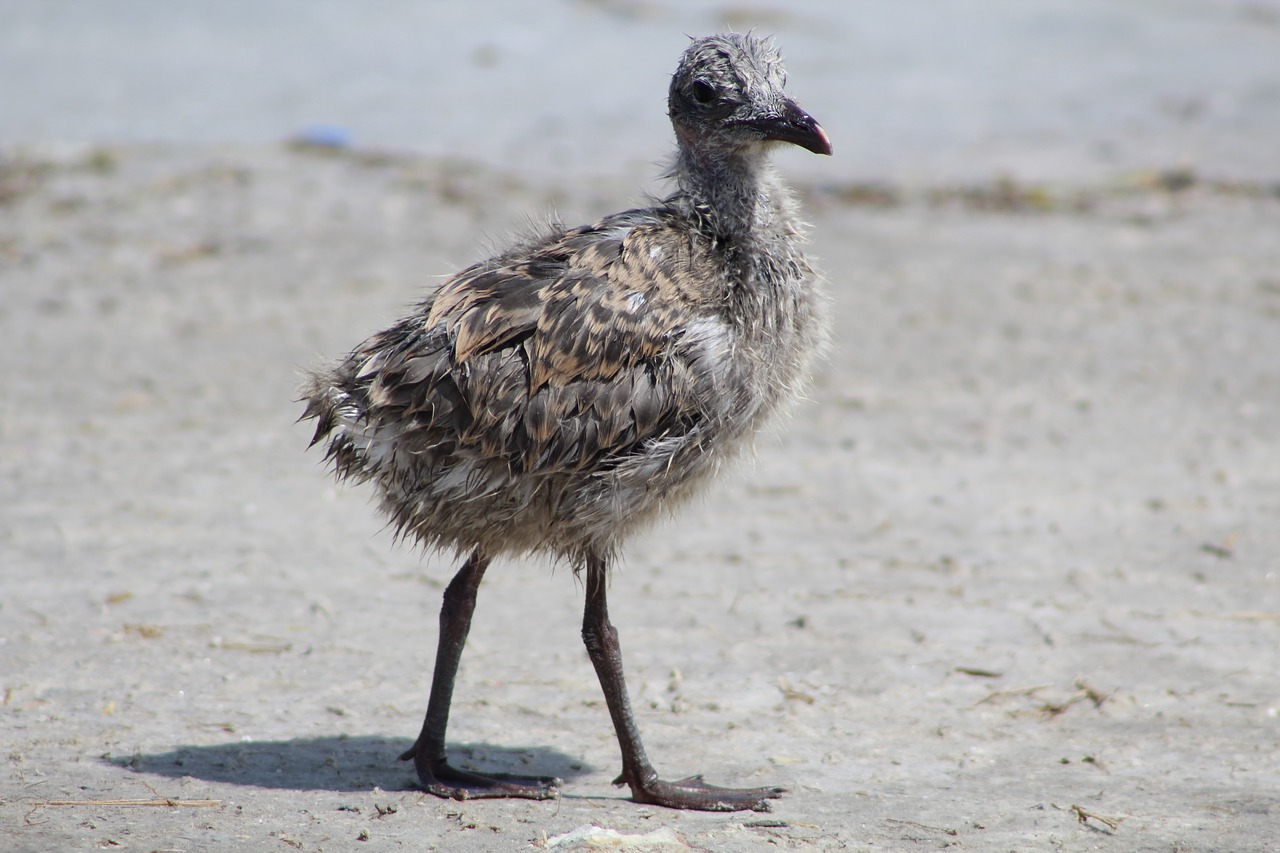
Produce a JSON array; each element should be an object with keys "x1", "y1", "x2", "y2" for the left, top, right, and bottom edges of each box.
[
  {"x1": 624, "y1": 773, "x2": 784, "y2": 812},
  {"x1": 402, "y1": 744, "x2": 559, "y2": 801}
]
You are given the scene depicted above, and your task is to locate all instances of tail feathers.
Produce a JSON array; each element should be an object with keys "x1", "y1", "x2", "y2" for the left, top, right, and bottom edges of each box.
[{"x1": 297, "y1": 374, "x2": 342, "y2": 448}]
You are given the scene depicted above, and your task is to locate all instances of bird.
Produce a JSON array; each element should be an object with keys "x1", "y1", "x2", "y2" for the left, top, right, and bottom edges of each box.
[{"x1": 300, "y1": 32, "x2": 831, "y2": 812}]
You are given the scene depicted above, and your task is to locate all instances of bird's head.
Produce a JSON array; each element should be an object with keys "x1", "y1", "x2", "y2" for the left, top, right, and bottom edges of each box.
[{"x1": 668, "y1": 33, "x2": 832, "y2": 159}]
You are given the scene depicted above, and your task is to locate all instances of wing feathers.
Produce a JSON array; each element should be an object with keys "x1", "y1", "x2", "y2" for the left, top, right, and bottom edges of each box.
[{"x1": 310, "y1": 210, "x2": 727, "y2": 484}]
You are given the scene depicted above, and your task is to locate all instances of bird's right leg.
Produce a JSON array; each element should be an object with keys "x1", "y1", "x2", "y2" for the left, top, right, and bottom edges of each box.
[{"x1": 399, "y1": 549, "x2": 558, "y2": 800}]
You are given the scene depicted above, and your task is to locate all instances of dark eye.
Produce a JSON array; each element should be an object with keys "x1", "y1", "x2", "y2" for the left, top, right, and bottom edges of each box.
[{"x1": 690, "y1": 80, "x2": 717, "y2": 105}]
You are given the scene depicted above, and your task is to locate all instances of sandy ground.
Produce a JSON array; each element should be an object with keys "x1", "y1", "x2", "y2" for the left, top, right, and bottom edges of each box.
[{"x1": 1, "y1": 140, "x2": 1278, "y2": 853}]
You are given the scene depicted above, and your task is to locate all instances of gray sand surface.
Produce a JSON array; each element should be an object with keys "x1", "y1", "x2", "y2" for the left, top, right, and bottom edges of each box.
[
  {"x1": 4, "y1": 143, "x2": 1277, "y2": 852},
  {"x1": 3, "y1": 3, "x2": 1279, "y2": 851}
]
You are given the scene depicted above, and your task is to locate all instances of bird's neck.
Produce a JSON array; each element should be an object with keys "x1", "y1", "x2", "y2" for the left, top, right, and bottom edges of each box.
[{"x1": 671, "y1": 143, "x2": 794, "y2": 246}]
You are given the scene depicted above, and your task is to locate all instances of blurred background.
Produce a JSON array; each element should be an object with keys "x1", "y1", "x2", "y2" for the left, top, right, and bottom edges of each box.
[{"x1": 3, "y1": 0, "x2": 1279, "y2": 188}]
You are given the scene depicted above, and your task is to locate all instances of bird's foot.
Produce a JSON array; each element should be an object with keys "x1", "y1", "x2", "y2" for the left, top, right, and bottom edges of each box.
[
  {"x1": 616, "y1": 771, "x2": 784, "y2": 812},
  {"x1": 399, "y1": 745, "x2": 560, "y2": 801}
]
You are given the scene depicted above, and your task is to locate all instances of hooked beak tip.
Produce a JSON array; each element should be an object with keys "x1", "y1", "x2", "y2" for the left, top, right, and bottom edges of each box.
[
  {"x1": 749, "y1": 99, "x2": 833, "y2": 156},
  {"x1": 807, "y1": 124, "x2": 834, "y2": 157}
]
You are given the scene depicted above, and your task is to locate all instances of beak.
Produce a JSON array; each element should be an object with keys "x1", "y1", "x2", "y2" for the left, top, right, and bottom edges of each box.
[{"x1": 741, "y1": 97, "x2": 833, "y2": 156}]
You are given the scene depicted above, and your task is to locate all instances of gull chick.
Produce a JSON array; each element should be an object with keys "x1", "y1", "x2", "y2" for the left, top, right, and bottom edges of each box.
[{"x1": 301, "y1": 32, "x2": 831, "y2": 812}]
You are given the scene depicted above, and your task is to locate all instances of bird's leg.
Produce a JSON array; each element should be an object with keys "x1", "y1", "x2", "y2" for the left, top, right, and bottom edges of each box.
[
  {"x1": 581, "y1": 554, "x2": 783, "y2": 812},
  {"x1": 399, "y1": 549, "x2": 558, "y2": 800}
]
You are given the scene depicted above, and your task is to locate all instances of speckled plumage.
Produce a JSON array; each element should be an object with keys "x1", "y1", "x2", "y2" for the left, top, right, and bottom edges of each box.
[{"x1": 301, "y1": 33, "x2": 831, "y2": 811}]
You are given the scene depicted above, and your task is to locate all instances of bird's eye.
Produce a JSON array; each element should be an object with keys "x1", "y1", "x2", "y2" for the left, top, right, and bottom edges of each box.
[{"x1": 690, "y1": 80, "x2": 717, "y2": 105}]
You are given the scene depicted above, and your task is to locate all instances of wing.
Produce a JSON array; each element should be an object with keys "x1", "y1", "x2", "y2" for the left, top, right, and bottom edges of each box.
[{"x1": 306, "y1": 211, "x2": 730, "y2": 481}]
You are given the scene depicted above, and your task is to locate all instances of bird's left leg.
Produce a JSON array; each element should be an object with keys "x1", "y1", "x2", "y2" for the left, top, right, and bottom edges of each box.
[{"x1": 580, "y1": 552, "x2": 783, "y2": 811}]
